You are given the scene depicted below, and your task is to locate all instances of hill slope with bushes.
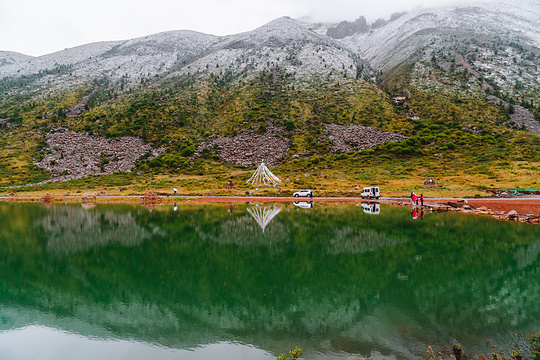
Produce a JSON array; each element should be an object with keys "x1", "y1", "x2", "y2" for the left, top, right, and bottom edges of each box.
[{"x1": 0, "y1": 1, "x2": 539, "y2": 193}]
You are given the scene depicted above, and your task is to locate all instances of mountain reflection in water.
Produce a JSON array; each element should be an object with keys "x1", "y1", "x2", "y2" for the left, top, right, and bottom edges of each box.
[
  {"x1": 193, "y1": 204, "x2": 289, "y2": 248},
  {"x1": 35, "y1": 205, "x2": 163, "y2": 256},
  {"x1": 0, "y1": 202, "x2": 539, "y2": 360}
]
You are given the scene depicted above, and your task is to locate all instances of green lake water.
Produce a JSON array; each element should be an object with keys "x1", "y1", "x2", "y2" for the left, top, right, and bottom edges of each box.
[{"x1": 0, "y1": 201, "x2": 539, "y2": 360}]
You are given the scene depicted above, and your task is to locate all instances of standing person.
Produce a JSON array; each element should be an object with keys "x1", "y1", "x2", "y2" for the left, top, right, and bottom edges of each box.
[
  {"x1": 421, "y1": 194, "x2": 424, "y2": 207},
  {"x1": 410, "y1": 192, "x2": 415, "y2": 205},
  {"x1": 414, "y1": 193, "x2": 419, "y2": 206}
]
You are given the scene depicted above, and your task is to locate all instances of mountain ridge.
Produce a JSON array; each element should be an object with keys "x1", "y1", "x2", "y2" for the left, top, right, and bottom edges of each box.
[{"x1": 1, "y1": 1, "x2": 539, "y2": 89}]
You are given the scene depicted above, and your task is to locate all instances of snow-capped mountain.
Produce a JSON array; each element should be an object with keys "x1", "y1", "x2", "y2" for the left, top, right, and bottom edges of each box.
[
  {"x1": 0, "y1": 0, "x2": 538, "y2": 100},
  {"x1": 0, "y1": 32, "x2": 221, "y2": 94},
  {"x1": 175, "y1": 17, "x2": 360, "y2": 80},
  {"x1": 340, "y1": 0, "x2": 540, "y2": 72},
  {"x1": 0, "y1": 16, "x2": 362, "y2": 96}
]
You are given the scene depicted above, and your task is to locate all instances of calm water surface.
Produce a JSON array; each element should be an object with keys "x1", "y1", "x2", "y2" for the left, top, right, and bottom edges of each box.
[{"x1": 0, "y1": 201, "x2": 539, "y2": 360}]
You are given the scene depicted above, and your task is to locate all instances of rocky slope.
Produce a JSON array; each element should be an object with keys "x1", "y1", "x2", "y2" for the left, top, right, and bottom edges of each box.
[
  {"x1": 197, "y1": 125, "x2": 290, "y2": 167},
  {"x1": 487, "y1": 95, "x2": 540, "y2": 133},
  {"x1": 34, "y1": 128, "x2": 164, "y2": 183},
  {"x1": 325, "y1": 124, "x2": 408, "y2": 153}
]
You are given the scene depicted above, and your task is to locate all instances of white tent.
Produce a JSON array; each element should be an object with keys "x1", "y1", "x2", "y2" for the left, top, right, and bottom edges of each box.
[
  {"x1": 247, "y1": 205, "x2": 282, "y2": 232},
  {"x1": 246, "y1": 161, "x2": 281, "y2": 186}
]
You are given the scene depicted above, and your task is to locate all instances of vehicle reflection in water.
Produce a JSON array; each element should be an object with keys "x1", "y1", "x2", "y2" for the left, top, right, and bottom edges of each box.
[
  {"x1": 361, "y1": 202, "x2": 380, "y2": 215},
  {"x1": 293, "y1": 201, "x2": 313, "y2": 209}
]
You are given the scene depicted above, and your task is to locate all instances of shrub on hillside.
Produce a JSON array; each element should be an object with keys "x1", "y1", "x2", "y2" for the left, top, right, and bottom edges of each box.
[
  {"x1": 284, "y1": 119, "x2": 296, "y2": 131},
  {"x1": 180, "y1": 146, "x2": 195, "y2": 157},
  {"x1": 148, "y1": 158, "x2": 163, "y2": 168},
  {"x1": 445, "y1": 142, "x2": 456, "y2": 150}
]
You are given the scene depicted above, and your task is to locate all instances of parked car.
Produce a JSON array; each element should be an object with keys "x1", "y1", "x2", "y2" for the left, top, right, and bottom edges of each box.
[
  {"x1": 360, "y1": 186, "x2": 380, "y2": 199},
  {"x1": 293, "y1": 190, "x2": 313, "y2": 198},
  {"x1": 294, "y1": 201, "x2": 314, "y2": 209}
]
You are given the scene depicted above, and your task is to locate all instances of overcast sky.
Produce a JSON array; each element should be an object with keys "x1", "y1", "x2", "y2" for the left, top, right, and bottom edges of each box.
[{"x1": 1, "y1": 0, "x2": 476, "y2": 56}]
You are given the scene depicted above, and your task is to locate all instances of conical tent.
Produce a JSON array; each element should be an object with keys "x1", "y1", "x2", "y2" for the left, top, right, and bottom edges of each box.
[{"x1": 246, "y1": 161, "x2": 281, "y2": 186}]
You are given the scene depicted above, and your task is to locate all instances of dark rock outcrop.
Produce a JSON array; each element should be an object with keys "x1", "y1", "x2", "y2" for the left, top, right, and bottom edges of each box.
[
  {"x1": 326, "y1": 17, "x2": 369, "y2": 39},
  {"x1": 371, "y1": 18, "x2": 388, "y2": 30}
]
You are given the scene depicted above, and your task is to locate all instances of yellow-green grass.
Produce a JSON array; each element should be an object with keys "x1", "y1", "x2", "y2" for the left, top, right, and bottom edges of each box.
[{"x1": 3, "y1": 158, "x2": 538, "y2": 200}]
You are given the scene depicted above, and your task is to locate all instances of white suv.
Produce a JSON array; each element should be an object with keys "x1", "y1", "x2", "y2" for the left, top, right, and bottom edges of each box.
[{"x1": 293, "y1": 190, "x2": 313, "y2": 198}]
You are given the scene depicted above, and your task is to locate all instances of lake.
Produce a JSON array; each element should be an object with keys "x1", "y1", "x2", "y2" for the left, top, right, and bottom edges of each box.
[{"x1": 0, "y1": 201, "x2": 538, "y2": 360}]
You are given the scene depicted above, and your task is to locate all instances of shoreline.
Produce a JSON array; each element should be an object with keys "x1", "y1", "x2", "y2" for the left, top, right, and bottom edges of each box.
[{"x1": 1, "y1": 195, "x2": 539, "y2": 223}]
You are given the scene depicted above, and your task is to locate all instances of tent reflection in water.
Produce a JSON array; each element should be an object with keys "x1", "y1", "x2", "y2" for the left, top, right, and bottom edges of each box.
[
  {"x1": 247, "y1": 205, "x2": 282, "y2": 232},
  {"x1": 246, "y1": 161, "x2": 282, "y2": 186}
]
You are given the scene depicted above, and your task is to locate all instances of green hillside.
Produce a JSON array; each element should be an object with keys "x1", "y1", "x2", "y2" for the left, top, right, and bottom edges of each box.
[{"x1": 0, "y1": 64, "x2": 539, "y2": 195}]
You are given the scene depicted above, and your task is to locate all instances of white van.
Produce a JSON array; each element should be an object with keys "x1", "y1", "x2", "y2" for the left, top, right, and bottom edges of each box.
[{"x1": 360, "y1": 186, "x2": 380, "y2": 199}]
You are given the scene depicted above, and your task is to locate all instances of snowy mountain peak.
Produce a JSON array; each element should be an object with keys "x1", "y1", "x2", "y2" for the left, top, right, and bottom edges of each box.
[
  {"x1": 214, "y1": 16, "x2": 323, "y2": 50},
  {"x1": 112, "y1": 30, "x2": 219, "y2": 55}
]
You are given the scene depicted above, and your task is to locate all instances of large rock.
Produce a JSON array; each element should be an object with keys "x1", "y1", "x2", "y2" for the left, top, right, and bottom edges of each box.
[{"x1": 421, "y1": 178, "x2": 438, "y2": 188}]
